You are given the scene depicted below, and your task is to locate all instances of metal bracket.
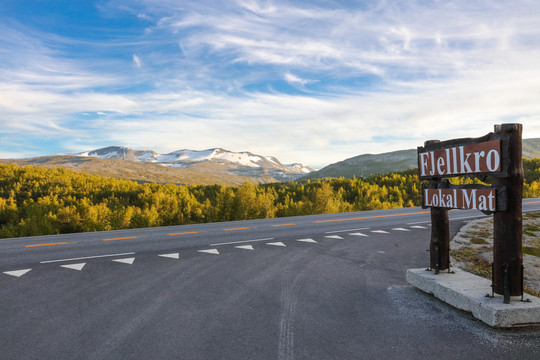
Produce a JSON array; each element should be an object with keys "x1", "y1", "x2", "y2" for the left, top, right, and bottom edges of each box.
[
  {"x1": 503, "y1": 265, "x2": 510, "y2": 304},
  {"x1": 521, "y1": 265, "x2": 531, "y2": 303},
  {"x1": 486, "y1": 262, "x2": 495, "y2": 298},
  {"x1": 434, "y1": 242, "x2": 440, "y2": 275}
]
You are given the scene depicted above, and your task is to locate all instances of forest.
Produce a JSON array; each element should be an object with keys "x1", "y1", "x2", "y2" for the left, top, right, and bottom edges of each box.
[{"x1": 1, "y1": 158, "x2": 539, "y2": 238}]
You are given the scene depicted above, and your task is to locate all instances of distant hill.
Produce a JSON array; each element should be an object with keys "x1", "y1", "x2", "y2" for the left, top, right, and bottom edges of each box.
[
  {"x1": 523, "y1": 138, "x2": 540, "y2": 159},
  {"x1": 302, "y1": 149, "x2": 418, "y2": 180},
  {"x1": 304, "y1": 138, "x2": 540, "y2": 180},
  {"x1": 0, "y1": 146, "x2": 313, "y2": 186}
]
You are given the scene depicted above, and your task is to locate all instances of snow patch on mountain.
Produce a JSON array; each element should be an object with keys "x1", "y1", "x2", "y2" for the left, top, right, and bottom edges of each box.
[{"x1": 76, "y1": 146, "x2": 313, "y2": 180}]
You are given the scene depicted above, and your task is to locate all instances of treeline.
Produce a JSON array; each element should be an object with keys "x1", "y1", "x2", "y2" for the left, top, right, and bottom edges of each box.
[{"x1": 1, "y1": 159, "x2": 539, "y2": 238}]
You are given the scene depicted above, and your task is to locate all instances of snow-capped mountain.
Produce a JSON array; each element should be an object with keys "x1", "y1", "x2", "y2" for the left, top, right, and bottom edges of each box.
[{"x1": 78, "y1": 146, "x2": 313, "y2": 180}]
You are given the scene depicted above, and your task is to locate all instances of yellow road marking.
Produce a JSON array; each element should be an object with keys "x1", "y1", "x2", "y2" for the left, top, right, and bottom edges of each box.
[
  {"x1": 25, "y1": 242, "x2": 75, "y2": 248},
  {"x1": 272, "y1": 224, "x2": 296, "y2": 227},
  {"x1": 313, "y1": 211, "x2": 430, "y2": 223},
  {"x1": 223, "y1": 227, "x2": 251, "y2": 231},
  {"x1": 102, "y1": 236, "x2": 140, "y2": 241},
  {"x1": 168, "y1": 231, "x2": 199, "y2": 236}
]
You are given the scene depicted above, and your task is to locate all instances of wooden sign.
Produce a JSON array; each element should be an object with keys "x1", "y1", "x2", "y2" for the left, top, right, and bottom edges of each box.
[
  {"x1": 417, "y1": 132, "x2": 510, "y2": 180},
  {"x1": 417, "y1": 124, "x2": 523, "y2": 302},
  {"x1": 423, "y1": 188, "x2": 495, "y2": 211},
  {"x1": 422, "y1": 185, "x2": 507, "y2": 212},
  {"x1": 418, "y1": 139, "x2": 501, "y2": 178}
]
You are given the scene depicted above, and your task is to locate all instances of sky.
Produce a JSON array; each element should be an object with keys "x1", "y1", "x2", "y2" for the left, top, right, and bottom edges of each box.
[{"x1": 1, "y1": 0, "x2": 540, "y2": 168}]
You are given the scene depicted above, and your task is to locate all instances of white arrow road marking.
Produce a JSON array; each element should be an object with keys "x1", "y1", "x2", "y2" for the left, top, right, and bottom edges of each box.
[
  {"x1": 324, "y1": 235, "x2": 343, "y2": 239},
  {"x1": 392, "y1": 228, "x2": 411, "y2": 231},
  {"x1": 235, "y1": 245, "x2": 254, "y2": 251},
  {"x1": 113, "y1": 258, "x2": 135, "y2": 265},
  {"x1": 410, "y1": 225, "x2": 428, "y2": 229},
  {"x1": 159, "y1": 253, "x2": 180, "y2": 259},
  {"x1": 349, "y1": 232, "x2": 368, "y2": 237},
  {"x1": 60, "y1": 263, "x2": 86, "y2": 271},
  {"x1": 198, "y1": 249, "x2": 220, "y2": 255},
  {"x1": 3, "y1": 269, "x2": 31, "y2": 278},
  {"x1": 266, "y1": 242, "x2": 286, "y2": 247},
  {"x1": 371, "y1": 230, "x2": 389, "y2": 234},
  {"x1": 297, "y1": 238, "x2": 317, "y2": 243}
]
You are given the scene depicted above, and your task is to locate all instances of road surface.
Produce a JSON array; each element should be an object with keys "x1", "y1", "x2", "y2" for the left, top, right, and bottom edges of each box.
[{"x1": 1, "y1": 199, "x2": 540, "y2": 359}]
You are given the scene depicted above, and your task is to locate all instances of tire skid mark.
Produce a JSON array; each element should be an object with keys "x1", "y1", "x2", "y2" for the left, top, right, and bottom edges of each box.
[{"x1": 277, "y1": 251, "x2": 311, "y2": 360}]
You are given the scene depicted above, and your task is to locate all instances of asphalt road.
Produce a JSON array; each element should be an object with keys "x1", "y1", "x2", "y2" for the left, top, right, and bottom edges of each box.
[{"x1": 1, "y1": 199, "x2": 540, "y2": 360}]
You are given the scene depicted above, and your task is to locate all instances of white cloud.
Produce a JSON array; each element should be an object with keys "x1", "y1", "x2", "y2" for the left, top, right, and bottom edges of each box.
[
  {"x1": 133, "y1": 54, "x2": 142, "y2": 69},
  {"x1": 2, "y1": 1, "x2": 540, "y2": 166},
  {"x1": 284, "y1": 72, "x2": 315, "y2": 86}
]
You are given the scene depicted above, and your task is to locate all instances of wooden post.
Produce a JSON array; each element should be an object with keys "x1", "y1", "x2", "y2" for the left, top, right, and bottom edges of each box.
[
  {"x1": 430, "y1": 204, "x2": 450, "y2": 273},
  {"x1": 493, "y1": 124, "x2": 523, "y2": 299},
  {"x1": 425, "y1": 140, "x2": 450, "y2": 273}
]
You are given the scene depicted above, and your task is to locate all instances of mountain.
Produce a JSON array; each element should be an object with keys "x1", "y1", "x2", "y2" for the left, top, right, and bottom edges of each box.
[
  {"x1": 302, "y1": 149, "x2": 418, "y2": 180},
  {"x1": 0, "y1": 146, "x2": 313, "y2": 186},
  {"x1": 303, "y1": 138, "x2": 540, "y2": 180},
  {"x1": 78, "y1": 146, "x2": 313, "y2": 179}
]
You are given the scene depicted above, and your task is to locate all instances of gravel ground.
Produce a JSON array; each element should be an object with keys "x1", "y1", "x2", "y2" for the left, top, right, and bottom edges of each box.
[{"x1": 451, "y1": 211, "x2": 540, "y2": 296}]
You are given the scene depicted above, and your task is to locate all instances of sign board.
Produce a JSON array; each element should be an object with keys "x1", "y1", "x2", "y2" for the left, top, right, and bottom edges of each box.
[
  {"x1": 423, "y1": 188, "x2": 496, "y2": 211},
  {"x1": 417, "y1": 132, "x2": 510, "y2": 180},
  {"x1": 421, "y1": 183, "x2": 507, "y2": 212},
  {"x1": 418, "y1": 140, "x2": 501, "y2": 178}
]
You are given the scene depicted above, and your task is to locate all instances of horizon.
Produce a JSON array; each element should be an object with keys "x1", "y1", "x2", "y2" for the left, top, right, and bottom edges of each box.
[
  {"x1": 4, "y1": 137, "x2": 539, "y2": 171},
  {"x1": 1, "y1": 1, "x2": 540, "y2": 169}
]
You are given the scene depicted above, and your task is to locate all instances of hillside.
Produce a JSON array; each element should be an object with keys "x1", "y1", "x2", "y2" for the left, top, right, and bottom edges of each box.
[
  {"x1": 0, "y1": 164, "x2": 423, "y2": 238},
  {"x1": 0, "y1": 146, "x2": 313, "y2": 186},
  {"x1": 302, "y1": 149, "x2": 418, "y2": 180},
  {"x1": 523, "y1": 138, "x2": 540, "y2": 159},
  {"x1": 0, "y1": 156, "x2": 275, "y2": 186},
  {"x1": 305, "y1": 138, "x2": 539, "y2": 180}
]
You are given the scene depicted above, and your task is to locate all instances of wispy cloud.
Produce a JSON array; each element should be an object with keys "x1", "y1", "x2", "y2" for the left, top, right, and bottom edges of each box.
[
  {"x1": 1, "y1": 0, "x2": 539, "y2": 166},
  {"x1": 132, "y1": 54, "x2": 143, "y2": 69}
]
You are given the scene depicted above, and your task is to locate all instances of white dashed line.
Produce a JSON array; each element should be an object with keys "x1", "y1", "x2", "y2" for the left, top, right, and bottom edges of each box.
[
  {"x1": 325, "y1": 235, "x2": 344, "y2": 239},
  {"x1": 210, "y1": 238, "x2": 274, "y2": 246},
  {"x1": 235, "y1": 245, "x2": 254, "y2": 251},
  {"x1": 198, "y1": 249, "x2": 220, "y2": 255},
  {"x1": 407, "y1": 221, "x2": 430, "y2": 225},
  {"x1": 297, "y1": 238, "x2": 317, "y2": 243},
  {"x1": 392, "y1": 228, "x2": 410, "y2": 231},
  {"x1": 113, "y1": 257, "x2": 135, "y2": 265},
  {"x1": 40, "y1": 252, "x2": 136, "y2": 264},
  {"x1": 325, "y1": 228, "x2": 369, "y2": 234},
  {"x1": 371, "y1": 230, "x2": 389, "y2": 234},
  {"x1": 410, "y1": 225, "x2": 428, "y2": 229},
  {"x1": 349, "y1": 232, "x2": 368, "y2": 237},
  {"x1": 159, "y1": 253, "x2": 180, "y2": 259},
  {"x1": 449, "y1": 215, "x2": 490, "y2": 221},
  {"x1": 60, "y1": 263, "x2": 86, "y2": 271},
  {"x1": 266, "y1": 242, "x2": 286, "y2": 247}
]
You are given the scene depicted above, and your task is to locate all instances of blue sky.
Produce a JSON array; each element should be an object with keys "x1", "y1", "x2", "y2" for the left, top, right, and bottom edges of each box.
[{"x1": 1, "y1": 0, "x2": 539, "y2": 168}]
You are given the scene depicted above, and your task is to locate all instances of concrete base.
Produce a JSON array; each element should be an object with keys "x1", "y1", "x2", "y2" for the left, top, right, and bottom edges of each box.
[{"x1": 406, "y1": 268, "x2": 540, "y2": 328}]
